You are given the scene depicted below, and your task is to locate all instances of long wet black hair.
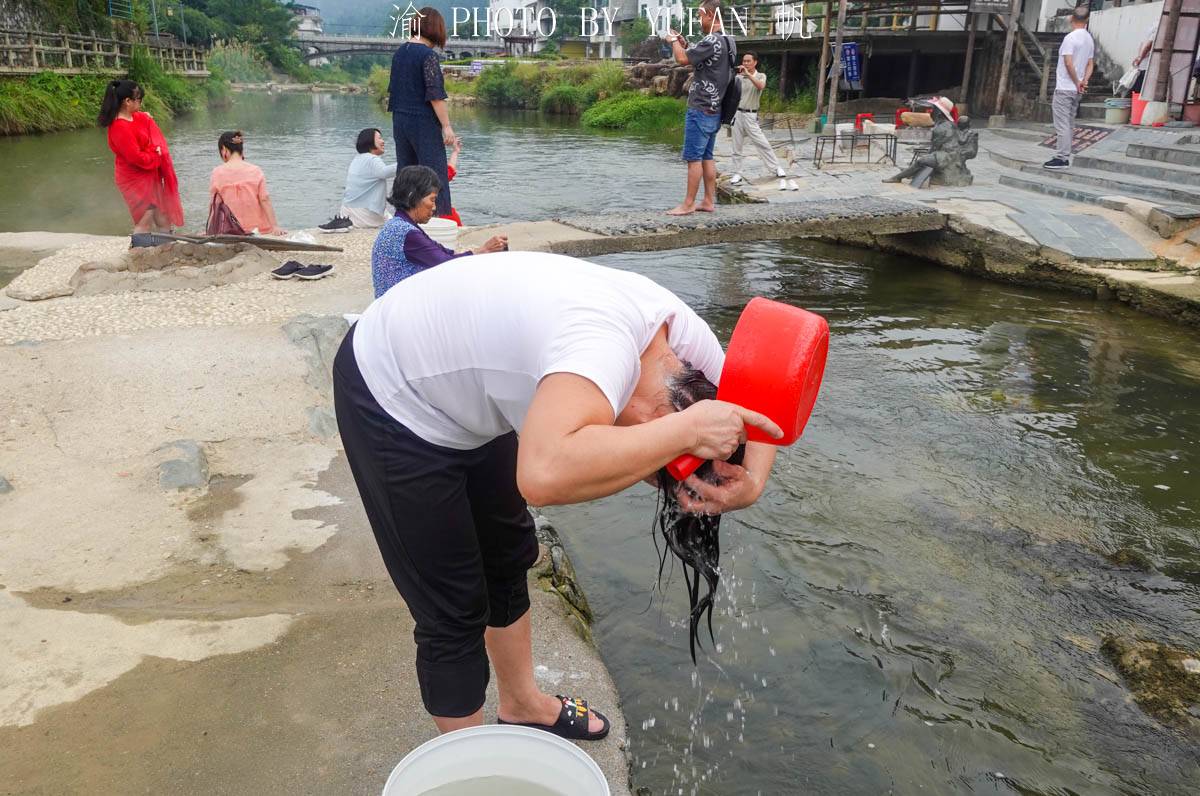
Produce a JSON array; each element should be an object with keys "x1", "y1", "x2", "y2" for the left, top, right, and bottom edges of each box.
[
  {"x1": 97, "y1": 79, "x2": 142, "y2": 127},
  {"x1": 654, "y1": 364, "x2": 746, "y2": 664}
]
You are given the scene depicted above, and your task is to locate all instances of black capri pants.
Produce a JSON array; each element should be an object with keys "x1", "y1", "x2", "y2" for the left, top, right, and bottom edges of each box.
[{"x1": 333, "y1": 326, "x2": 538, "y2": 717}]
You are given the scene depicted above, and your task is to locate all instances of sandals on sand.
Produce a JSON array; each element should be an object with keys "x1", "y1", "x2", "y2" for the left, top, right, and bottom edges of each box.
[{"x1": 498, "y1": 695, "x2": 610, "y2": 741}]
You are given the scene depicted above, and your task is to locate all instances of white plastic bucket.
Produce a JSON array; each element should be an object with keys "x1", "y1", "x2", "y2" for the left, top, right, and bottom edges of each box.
[
  {"x1": 382, "y1": 725, "x2": 609, "y2": 796},
  {"x1": 420, "y1": 217, "x2": 460, "y2": 250}
]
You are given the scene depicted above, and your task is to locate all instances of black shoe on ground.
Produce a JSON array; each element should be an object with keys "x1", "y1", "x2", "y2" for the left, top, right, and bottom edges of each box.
[
  {"x1": 296, "y1": 264, "x2": 334, "y2": 281},
  {"x1": 1042, "y1": 157, "x2": 1069, "y2": 170},
  {"x1": 318, "y1": 215, "x2": 352, "y2": 233},
  {"x1": 271, "y1": 260, "x2": 305, "y2": 280},
  {"x1": 130, "y1": 232, "x2": 172, "y2": 248}
]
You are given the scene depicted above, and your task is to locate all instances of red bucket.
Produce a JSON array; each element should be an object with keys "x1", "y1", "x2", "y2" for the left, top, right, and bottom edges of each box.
[
  {"x1": 667, "y1": 298, "x2": 829, "y2": 480},
  {"x1": 1131, "y1": 91, "x2": 1148, "y2": 126}
]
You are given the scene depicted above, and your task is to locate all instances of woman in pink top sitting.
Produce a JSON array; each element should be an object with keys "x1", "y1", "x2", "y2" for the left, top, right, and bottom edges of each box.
[{"x1": 207, "y1": 131, "x2": 285, "y2": 235}]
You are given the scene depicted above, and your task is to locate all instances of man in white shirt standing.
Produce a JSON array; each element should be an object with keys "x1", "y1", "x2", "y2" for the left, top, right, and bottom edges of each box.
[
  {"x1": 333, "y1": 252, "x2": 782, "y2": 738},
  {"x1": 728, "y1": 52, "x2": 795, "y2": 191},
  {"x1": 1045, "y1": 7, "x2": 1095, "y2": 171}
]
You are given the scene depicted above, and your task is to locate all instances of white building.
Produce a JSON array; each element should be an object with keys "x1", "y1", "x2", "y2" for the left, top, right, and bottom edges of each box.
[{"x1": 291, "y1": 3, "x2": 328, "y2": 65}]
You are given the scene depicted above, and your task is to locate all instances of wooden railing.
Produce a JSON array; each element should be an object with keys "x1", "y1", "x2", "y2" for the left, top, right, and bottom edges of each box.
[
  {"x1": 738, "y1": 0, "x2": 972, "y2": 38},
  {"x1": 0, "y1": 28, "x2": 209, "y2": 76}
]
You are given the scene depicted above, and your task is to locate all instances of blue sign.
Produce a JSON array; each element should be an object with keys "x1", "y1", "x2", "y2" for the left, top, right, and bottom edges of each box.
[{"x1": 840, "y1": 42, "x2": 863, "y2": 90}]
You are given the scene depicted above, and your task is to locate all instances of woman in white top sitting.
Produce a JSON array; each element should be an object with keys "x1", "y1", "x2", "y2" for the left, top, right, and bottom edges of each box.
[{"x1": 320, "y1": 128, "x2": 396, "y2": 232}]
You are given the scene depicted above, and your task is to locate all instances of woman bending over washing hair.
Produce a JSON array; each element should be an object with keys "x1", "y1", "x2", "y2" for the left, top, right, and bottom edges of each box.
[
  {"x1": 369, "y1": 165, "x2": 506, "y2": 297},
  {"x1": 653, "y1": 364, "x2": 746, "y2": 663}
]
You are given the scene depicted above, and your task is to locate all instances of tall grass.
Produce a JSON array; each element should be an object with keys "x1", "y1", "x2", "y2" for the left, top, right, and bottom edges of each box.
[{"x1": 208, "y1": 42, "x2": 272, "y2": 84}]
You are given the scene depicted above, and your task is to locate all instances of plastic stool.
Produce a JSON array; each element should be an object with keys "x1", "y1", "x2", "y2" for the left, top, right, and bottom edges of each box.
[{"x1": 855, "y1": 112, "x2": 874, "y2": 132}]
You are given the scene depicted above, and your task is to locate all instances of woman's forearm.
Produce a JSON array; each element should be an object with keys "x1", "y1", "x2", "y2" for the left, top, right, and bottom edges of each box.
[
  {"x1": 518, "y1": 412, "x2": 696, "y2": 506},
  {"x1": 429, "y1": 99, "x2": 451, "y2": 130}
]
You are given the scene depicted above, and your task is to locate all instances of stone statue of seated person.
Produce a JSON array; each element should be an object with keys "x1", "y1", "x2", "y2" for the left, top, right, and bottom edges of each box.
[{"x1": 884, "y1": 97, "x2": 977, "y2": 188}]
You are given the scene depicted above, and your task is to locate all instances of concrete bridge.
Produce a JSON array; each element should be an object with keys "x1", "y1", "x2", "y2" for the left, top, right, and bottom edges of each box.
[
  {"x1": 294, "y1": 31, "x2": 507, "y2": 62},
  {"x1": 458, "y1": 197, "x2": 948, "y2": 258}
]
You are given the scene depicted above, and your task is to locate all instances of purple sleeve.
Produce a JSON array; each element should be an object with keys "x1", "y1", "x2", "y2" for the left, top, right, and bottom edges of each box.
[{"x1": 403, "y1": 226, "x2": 471, "y2": 269}]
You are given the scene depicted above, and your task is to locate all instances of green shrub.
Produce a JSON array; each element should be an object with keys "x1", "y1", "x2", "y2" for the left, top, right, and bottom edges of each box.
[
  {"x1": 539, "y1": 82, "x2": 585, "y2": 115},
  {"x1": 581, "y1": 92, "x2": 686, "y2": 133},
  {"x1": 204, "y1": 66, "x2": 234, "y2": 107},
  {"x1": 581, "y1": 62, "x2": 626, "y2": 104},
  {"x1": 759, "y1": 88, "x2": 817, "y2": 115},
  {"x1": 129, "y1": 46, "x2": 197, "y2": 115},
  {"x1": 476, "y1": 61, "x2": 537, "y2": 108},
  {"x1": 368, "y1": 64, "x2": 390, "y2": 106}
]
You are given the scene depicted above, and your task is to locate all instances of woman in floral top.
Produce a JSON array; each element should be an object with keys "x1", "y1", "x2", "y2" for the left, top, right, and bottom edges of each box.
[{"x1": 371, "y1": 166, "x2": 506, "y2": 298}]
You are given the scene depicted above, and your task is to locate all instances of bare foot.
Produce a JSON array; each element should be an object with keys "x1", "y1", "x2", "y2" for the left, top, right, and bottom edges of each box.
[
  {"x1": 696, "y1": 202, "x2": 715, "y2": 212},
  {"x1": 666, "y1": 204, "x2": 696, "y2": 216}
]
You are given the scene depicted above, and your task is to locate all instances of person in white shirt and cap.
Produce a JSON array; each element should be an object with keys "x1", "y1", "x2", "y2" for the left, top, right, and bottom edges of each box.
[{"x1": 727, "y1": 52, "x2": 797, "y2": 191}]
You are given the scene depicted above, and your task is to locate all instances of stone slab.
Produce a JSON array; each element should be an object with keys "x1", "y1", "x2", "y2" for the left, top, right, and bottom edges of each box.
[{"x1": 1008, "y1": 211, "x2": 1155, "y2": 262}]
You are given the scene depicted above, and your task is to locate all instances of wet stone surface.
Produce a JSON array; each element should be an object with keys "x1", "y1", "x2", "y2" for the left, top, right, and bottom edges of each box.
[{"x1": 555, "y1": 196, "x2": 942, "y2": 237}]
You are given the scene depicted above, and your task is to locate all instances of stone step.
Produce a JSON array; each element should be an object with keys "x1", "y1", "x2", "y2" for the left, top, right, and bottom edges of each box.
[
  {"x1": 996, "y1": 171, "x2": 1200, "y2": 238},
  {"x1": 1077, "y1": 102, "x2": 1109, "y2": 120},
  {"x1": 1127, "y1": 142, "x2": 1200, "y2": 169},
  {"x1": 989, "y1": 127, "x2": 1049, "y2": 143},
  {"x1": 998, "y1": 173, "x2": 1126, "y2": 207},
  {"x1": 1016, "y1": 161, "x2": 1200, "y2": 205},
  {"x1": 1072, "y1": 151, "x2": 1200, "y2": 187}
]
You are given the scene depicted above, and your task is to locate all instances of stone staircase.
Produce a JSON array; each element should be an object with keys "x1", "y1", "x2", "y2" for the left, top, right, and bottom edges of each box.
[{"x1": 991, "y1": 130, "x2": 1200, "y2": 239}]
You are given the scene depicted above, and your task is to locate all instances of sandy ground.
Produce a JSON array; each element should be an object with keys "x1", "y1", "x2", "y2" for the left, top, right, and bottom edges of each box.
[{"x1": 0, "y1": 232, "x2": 631, "y2": 795}]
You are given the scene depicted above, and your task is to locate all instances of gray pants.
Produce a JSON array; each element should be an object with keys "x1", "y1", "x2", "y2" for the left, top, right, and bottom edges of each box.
[
  {"x1": 1052, "y1": 90, "x2": 1081, "y2": 160},
  {"x1": 731, "y1": 111, "x2": 782, "y2": 175}
]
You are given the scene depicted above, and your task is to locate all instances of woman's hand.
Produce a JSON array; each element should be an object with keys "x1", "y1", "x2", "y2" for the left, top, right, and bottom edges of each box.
[
  {"x1": 678, "y1": 399, "x2": 782, "y2": 461},
  {"x1": 473, "y1": 234, "x2": 508, "y2": 254},
  {"x1": 155, "y1": 146, "x2": 162, "y2": 155},
  {"x1": 442, "y1": 126, "x2": 456, "y2": 146},
  {"x1": 453, "y1": 136, "x2": 463, "y2": 154},
  {"x1": 676, "y1": 460, "x2": 762, "y2": 515}
]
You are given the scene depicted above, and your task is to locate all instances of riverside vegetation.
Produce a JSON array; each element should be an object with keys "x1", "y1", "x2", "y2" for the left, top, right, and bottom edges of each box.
[
  {"x1": 368, "y1": 59, "x2": 690, "y2": 135},
  {"x1": 367, "y1": 56, "x2": 817, "y2": 134},
  {"x1": 0, "y1": 49, "x2": 231, "y2": 135},
  {"x1": 0, "y1": 0, "x2": 382, "y2": 136}
]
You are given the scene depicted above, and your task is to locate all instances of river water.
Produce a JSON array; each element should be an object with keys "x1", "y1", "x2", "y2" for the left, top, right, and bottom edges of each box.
[{"x1": 3, "y1": 93, "x2": 1199, "y2": 793}]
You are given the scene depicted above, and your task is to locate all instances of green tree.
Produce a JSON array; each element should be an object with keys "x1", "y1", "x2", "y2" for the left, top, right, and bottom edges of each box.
[{"x1": 620, "y1": 15, "x2": 652, "y2": 53}]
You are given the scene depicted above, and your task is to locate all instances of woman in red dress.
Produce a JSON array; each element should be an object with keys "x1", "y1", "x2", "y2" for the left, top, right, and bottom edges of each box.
[{"x1": 97, "y1": 80, "x2": 184, "y2": 234}]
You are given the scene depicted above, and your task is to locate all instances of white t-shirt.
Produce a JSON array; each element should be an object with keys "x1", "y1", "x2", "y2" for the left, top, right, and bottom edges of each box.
[
  {"x1": 351, "y1": 252, "x2": 726, "y2": 450},
  {"x1": 1137, "y1": 21, "x2": 1158, "y2": 72},
  {"x1": 1056, "y1": 28, "x2": 1095, "y2": 94}
]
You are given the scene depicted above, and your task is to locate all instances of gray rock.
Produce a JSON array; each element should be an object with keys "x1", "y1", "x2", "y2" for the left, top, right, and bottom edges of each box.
[
  {"x1": 283, "y1": 314, "x2": 350, "y2": 398},
  {"x1": 156, "y1": 440, "x2": 210, "y2": 491},
  {"x1": 0, "y1": 476, "x2": 13, "y2": 494},
  {"x1": 306, "y1": 406, "x2": 339, "y2": 438}
]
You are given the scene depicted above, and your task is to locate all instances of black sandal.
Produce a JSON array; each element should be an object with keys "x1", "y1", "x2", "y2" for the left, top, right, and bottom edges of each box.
[{"x1": 498, "y1": 695, "x2": 611, "y2": 741}]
